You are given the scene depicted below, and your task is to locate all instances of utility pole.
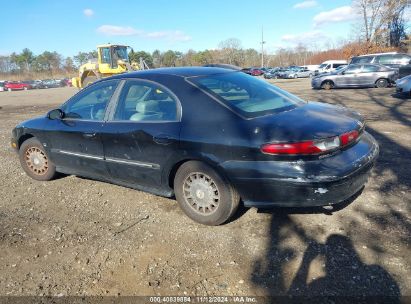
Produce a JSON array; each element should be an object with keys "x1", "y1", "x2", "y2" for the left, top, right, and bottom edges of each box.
[{"x1": 261, "y1": 26, "x2": 266, "y2": 68}]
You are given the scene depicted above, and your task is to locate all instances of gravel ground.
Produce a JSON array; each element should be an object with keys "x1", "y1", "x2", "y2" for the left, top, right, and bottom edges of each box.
[{"x1": 0, "y1": 81, "x2": 409, "y2": 299}]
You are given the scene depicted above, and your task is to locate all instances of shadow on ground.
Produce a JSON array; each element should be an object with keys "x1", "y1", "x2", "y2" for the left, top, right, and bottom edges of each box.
[{"x1": 249, "y1": 87, "x2": 410, "y2": 301}]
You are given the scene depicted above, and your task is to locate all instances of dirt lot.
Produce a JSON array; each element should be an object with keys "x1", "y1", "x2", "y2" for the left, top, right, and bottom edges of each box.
[{"x1": 0, "y1": 80, "x2": 410, "y2": 299}]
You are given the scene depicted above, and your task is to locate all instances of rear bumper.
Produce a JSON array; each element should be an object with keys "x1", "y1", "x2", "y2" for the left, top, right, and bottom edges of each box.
[{"x1": 222, "y1": 132, "x2": 379, "y2": 208}]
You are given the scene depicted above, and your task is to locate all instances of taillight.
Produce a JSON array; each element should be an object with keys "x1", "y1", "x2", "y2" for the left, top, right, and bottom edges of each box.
[
  {"x1": 340, "y1": 130, "x2": 359, "y2": 146},
  {"x1": 261, "y1": 129, "x2": 360, "y2": 156},
  {"x1": 261, "y1": 136, "x2": 340, "y2": 155}
]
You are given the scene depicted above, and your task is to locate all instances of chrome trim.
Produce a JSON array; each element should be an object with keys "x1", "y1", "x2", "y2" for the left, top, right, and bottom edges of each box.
[
  {"x1": 105, "y1": 157, "x2": 160, "y2": 169},
  {"x1": 54, "y1": 149, "x2": 104, "y2": 160},
  {"x1": 52, "y1": 149, "x2": 159, "y2": 169}
]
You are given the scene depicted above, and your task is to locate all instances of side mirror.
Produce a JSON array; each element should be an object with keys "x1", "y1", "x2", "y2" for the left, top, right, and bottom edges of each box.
[{"x1": 47, "y1": 109, "x2": 64, "y2": 120}]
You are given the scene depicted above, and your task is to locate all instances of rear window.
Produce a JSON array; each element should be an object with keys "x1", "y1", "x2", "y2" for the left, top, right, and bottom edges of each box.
[{"x1": 187, "y1": 71, "x2": 305, "y2": 118}]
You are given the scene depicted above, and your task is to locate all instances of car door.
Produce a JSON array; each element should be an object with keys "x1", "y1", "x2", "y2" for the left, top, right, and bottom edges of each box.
[
  {"x1": 101, "y1": 79, "x2": 181, "y2": 190},
  {"x1": 45, "y1": 79, "x2": 120, "y2": 177},
  {"x1": 337, "y1": 65, "x2": 363, "y2": 86},
  {"x1": 361, "y1": 64, "x2": 381, "y2": 86}
]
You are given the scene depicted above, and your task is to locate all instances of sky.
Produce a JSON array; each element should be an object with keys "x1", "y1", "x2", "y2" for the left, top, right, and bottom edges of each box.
[{"x1": 1, "y1": 0, "x2": 365, "y2": 57}]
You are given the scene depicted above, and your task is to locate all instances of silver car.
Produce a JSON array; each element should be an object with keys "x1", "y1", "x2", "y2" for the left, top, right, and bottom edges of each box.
[
  {"x1": 311, "y1": 64, "x2": 398, "y2": 90},
  {"x1": 396, "y1": 74, "x2": 411, "y2": 97},
  {"x1": 285, "y1": 67, "x2": 314, "y2": 79}
]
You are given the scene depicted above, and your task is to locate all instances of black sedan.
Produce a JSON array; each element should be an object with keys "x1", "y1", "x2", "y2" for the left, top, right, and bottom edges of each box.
[{"x1": 11, "y1": 67, "x2": 379, "y2": 225}]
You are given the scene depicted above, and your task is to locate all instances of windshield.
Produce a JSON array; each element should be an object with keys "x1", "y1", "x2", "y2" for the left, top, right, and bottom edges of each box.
[
  {"x1": 113, "y1": 46, "x2": 129, "y2": 61},
  {"x1": 319, "y1": 64, "x2": 328, "y2": 69},
  {"x1": 187, "y1": 71, "x2": 305, "y2": 118}
]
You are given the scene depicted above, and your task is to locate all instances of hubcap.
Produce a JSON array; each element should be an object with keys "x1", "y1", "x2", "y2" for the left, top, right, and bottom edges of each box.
[
  {"x1": 183, "y1": 172, "x2": 220, "y2": 215},
  {"x1": 25, "y1": 147, "x2": 48, "y2": 175}
]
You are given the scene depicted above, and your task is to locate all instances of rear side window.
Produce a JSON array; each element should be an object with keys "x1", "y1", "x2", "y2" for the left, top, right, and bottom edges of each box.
[
  {"x1": 351, "y1": 56, "x2": 373, "y2": 64},
  {"x1": 187, "y1": 71, "x2": 305, "y2": 118},
  {"x1": 362, "y1": 65, "x2": 381, "y2": 72},
  {"x1": 376, "y1": 55, "x2": 396, "y2": 65},
  {"x1": 113, "y1": 80, "x2": 178, "y2": 122}
]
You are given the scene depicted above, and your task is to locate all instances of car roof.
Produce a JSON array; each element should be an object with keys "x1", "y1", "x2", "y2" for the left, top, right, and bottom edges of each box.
[
  {"x1": 109, "y1": 67, "x2": 236, "y2": 80},
  {"x1": 354, "y1": 52, "x2": 398, "y2": 57}
]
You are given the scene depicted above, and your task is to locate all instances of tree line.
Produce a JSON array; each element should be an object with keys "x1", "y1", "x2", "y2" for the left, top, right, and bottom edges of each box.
[{"x1": 0, "y1": 0, "x2": 408, "y2": 79}]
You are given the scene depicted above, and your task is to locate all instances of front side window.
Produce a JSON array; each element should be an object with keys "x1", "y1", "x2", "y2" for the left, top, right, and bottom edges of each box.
[
  {"x1": 101, "y1": 47, "x2": 111, "y2": 64},
  {"x1": 113, "y1": 80, "x2": 178, "y2": 122},
  {"x1": 343, "y1": 65, "x2": 362, "y2": 74},
  {"x1": 187, "y1": 71, "x2": 305, "y2": 118},
  {"x1": 61, "y1": 80, "x2": 119, "y2": 120}
]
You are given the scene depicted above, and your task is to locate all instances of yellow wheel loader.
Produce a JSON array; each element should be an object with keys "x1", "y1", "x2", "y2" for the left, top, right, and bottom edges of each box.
[{"x1": 72, "y1": 44, "x2": 148, "y2": 88}]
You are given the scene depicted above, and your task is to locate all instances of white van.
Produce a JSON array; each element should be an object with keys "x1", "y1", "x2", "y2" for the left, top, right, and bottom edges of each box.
[
  {"x1": 302, "y1": 65, "x2": 320, "y2": 72},
  {"x1": 315, "y1": 60, "x2": 347, "y2": 75}
]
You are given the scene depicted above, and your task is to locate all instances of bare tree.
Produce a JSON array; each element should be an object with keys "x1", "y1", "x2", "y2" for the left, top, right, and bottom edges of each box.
[
  {"x1": 218, "y1": 38, "x2": 243, "y2": 65},
  {"x1": 353, "y1": 0, "x2": 409, "y2": 46}
]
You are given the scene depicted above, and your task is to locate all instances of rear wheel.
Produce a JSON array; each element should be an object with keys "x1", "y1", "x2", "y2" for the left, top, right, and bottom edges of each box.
[
  {"x1": 375, "y1": 78, "x2": 388, "y2": 88},
  {"x1": 7, "y1": 88, "x2": 11, "y2": 92},
  {"x1": 294, "y1": 74, "x2": 298, "y2": 79},
  {"x1": 82, "y1": 75, "x2": 98, "y2": 87},
  {"x1": 174, "y1": 161, "x2": 239, "y2": 225},
  {"x1": 19, "y1": 138, "x2": 57, "y2": 181},
  {"x1": 321, "y1": 80, "x2": 334, "y2": 90}
]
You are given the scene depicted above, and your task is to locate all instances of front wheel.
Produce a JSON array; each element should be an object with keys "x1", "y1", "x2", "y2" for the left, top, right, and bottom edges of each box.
[
  {"x1": 19, "y1": 138, "x2": 57, "y2": 181},
  {"x1": 174, "y1": 161, "x2": 239, "y2": 225},
  {"x1": 321, "y1": 81, "x2": 334, "y2": 90},
  {"x1": 375, "y1": 78, "x2": 388, "y2": 88}
]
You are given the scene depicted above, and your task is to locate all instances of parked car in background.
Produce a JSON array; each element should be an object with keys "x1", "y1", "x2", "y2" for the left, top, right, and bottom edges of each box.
[
  {"x1": 301, "y1": 65, "x2": 320, "y2": 72},
  {"x1": 248, "y1": 68, "x2": 264, "y2": 76},
  {"x1": 311, "y1": 64, "x2": 398, "y2": 90},
  {"x1": 350, "y1": 52, "x2": 411, "y2": 69},
  {"x1": 11, "y1": 67, "x2": 379, "y2": 225},
  {"x1": 315, "y1": 60, "x2": 348, "y2": 75},
  {"x1": 42, "y1": 79, "x2": 61, "y2": 88},
  {"x1": 398, "y1": 64, "x2": 411, "y2": 79},
  {"x1": 22, "y1": 80, "x2": 45, "y2": 89},
  {"x1": 264, "y1": 68, "x2": 282, "y2": 79},
  {"x1": 277, "y1": 68, "x2": 293, "y2": 79},
  {"x1": 396, "y1": 74, "x2": 411, "y2": 97},
  {"x1": 284, "y1": 67, "x2": 313, "y2": 79},
  {"x1": 4, "y1": 81, "x2": 32, "y2": 91}
]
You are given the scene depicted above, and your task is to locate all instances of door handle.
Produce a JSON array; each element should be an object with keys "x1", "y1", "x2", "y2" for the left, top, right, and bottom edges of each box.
[
  {"x1": 83, "y1": 132, "x2": 97, "y2": 139},
  {"x1": 153, "y1": 134, "x2": 173, "y2": 145}
]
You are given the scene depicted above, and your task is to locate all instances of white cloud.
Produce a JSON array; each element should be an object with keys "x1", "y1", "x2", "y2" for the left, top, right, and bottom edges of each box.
[
  {"x1": 313, "y1": 6, "x2": 358, "y2": 27},
  {"x1": 97, "y1": 25, "x2": 142, "y2": 36},
  {"x1": 83, "y1": 9, "x2": 94, "y2": 17},
  {"x1": 293, "y1": 1, "x2": 318, "y2": 9},
  {"x1": 96, "y1": 25, "x2": 192, "y2": 42},
  {"x1": 145, "y1": 30, "x2": 191, "y2": 42},
  {"x1": 281, "y1": 30, "x2": 328, "y2": 44}
]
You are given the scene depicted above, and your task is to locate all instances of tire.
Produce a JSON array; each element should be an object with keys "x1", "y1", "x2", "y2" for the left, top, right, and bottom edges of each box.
[
  {"x1": 174, "y1": 161, "x2": 240, "y2": 226},
  {"x1": 375, "y1": 78, "x2": 388, "y2": 88},
  {"x1": 19, "y1": 138, "x2": 57, "y2": 181},
  {"x1": 82, "y1": 75, "x2": 98, "y2": 87},
  {"x1": 321, "y1": 80, "x2": 334, "y2": 90},
  {"x1": 24, "y1": 87, "x2": 28, "y2": 91},
  {"x1": 7, "y1": 88, "x2": 11, "y2": 92},
  {"x1": 294, "y1": 74, "x2": 298, "y2": 79},
  {"x1": 309, "y1": 73, "x2": 313, "y2": 78}
]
